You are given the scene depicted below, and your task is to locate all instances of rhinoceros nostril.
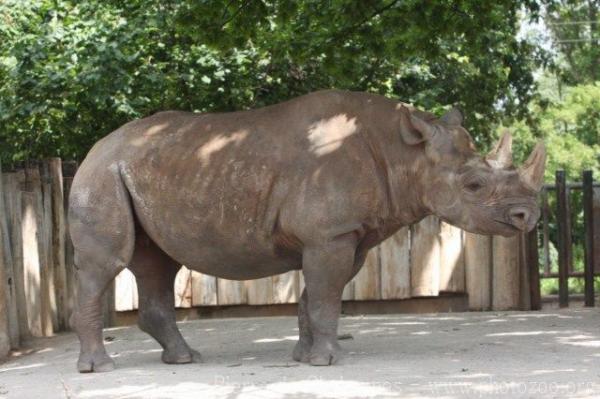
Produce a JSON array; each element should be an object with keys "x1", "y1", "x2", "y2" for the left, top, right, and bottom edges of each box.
[{"x1": 508, "y1": 207, "x2": 530, "y2": 230}]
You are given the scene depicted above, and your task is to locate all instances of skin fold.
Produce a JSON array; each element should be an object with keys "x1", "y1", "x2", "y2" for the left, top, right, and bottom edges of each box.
[{"x1": 68, "y1": 89, "x2": 546, "y2": 372}]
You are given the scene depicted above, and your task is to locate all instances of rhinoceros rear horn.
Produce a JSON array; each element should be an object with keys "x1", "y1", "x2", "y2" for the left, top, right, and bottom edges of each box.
[
  {"x1": 485, "y1": 130, "x2": 513, "y2": 169},
  {"x1": 519, "y1": 141, "x2": 546, "y2": 191}
]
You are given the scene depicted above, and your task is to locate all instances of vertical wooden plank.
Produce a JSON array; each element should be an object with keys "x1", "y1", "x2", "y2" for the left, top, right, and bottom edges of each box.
[
  {"x1": 541, "y1": 188, "x2": 551, "y2": 276},
  {"x1": 40, "y1": 163, "x2": 58, "y2": 332},
  {"x1": 272, "y1": 271, "x2": 299, "y2": 304},
  {"x1": 492, "y1": 235, "x2": 521, "y2": 310},
  {"x1": 526, "y1": 228, "x2": 541, "y2": 310},
  {"x1": 47, "y1": 158, "x2": 68, "y2": 330},
  {"x1": 0, "y1": 253, "x2": 9, "y2": 357},
  {"x1": 1, "y1": 171, "x2": 20, "y2": 348},
  {"x1": 594, "y1": 187, "x2": 600, "y2": 273},
  {"x1": 21, "y1": 190, "x2": 44, "y2": 337},
  {"x1": 341, "y1": 273, "x2": 354, "y2": 301},
  {"x1": 439, "y1": 222, "x2": 465, "y2": 293},
  {"x1": 217, "y1": 278, "x2": 247, "y2": 305},
  {"x1": 191, "y1": 271, "x2": 217, "y2": 306},
  {"x1": 353, "y1": 248, "x2": 381, "y2": 300},
  {"x1": 410, "y1": 216, "x2": 440, "y2": 297},
  {"x1": 555, "y1": 171, "x2": 570, "y2": 308},
  {"x1": 63, "y1": 175, "x2": 77, "y2": 327},
  {"x1": 379, "y1": 227, "x2": 411, "y2": 299},
  {"x1": 114, "y1": 269, "x2": 138, "y2": 311},
  {"x1": 518, "y1": 233, "x2": 532, "y2": 311},
  {"x1": 582, "y1": 171, "x2": 595, "y2": 307},
  {"x1": 174, "y1": 266, "x2": 192, "y2": 308},
  {"x1": 245, "y1": 277, "x2": 273, "y2": 305},
  {"x1": 7, "y1": 171, "x2": 26, "y2": 338},
  {"x1": 464, "y1": 232, "x2": 492, "y2": 310},
  {"x1": 27, "y1": 165, "x2": 54, "y2": 337},
  {"x1": 0, "y1": 168, "x2": 10, "y2": 356}
]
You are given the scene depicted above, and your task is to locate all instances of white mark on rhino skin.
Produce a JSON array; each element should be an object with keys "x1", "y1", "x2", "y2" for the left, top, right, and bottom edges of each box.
[
  {"x1": 197, "y1": 130, "x2": 249, "y2": 166},
  {"x1": 130, "y1": 123, "x2": 170, "y2": 146},
  {"x1": 308, "y1": 114, "x2": 357, "y2": 156}
]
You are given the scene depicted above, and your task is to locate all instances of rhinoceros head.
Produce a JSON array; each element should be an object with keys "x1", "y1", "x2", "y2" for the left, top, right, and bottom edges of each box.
[{"x1": 400, "y1": 106, "x2": 546, "y2": 236}]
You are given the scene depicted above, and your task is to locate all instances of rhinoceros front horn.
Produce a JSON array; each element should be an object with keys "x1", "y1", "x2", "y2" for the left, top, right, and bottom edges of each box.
[
  {"x1": 485, "y1": 130, "x2": 513, "y2": 169},
  {"x1": 519, "y1": 141, "x2": 547, "y2": 191}
]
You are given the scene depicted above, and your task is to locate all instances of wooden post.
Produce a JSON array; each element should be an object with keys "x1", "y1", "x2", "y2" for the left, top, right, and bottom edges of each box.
[
  {"x1": 341, "y1": 273, "x2": 355, "y2": 301},
  {"x1": 594, "y1": 187, "x2": 600, "y2": 274},
  {"x1": 63, "y1": 175, "x2": 77, "y2": 327},
  {"x1": 1, "y1": 171, "x2": 20, "y2": 348},
  {"x1": 174, "y1": 266, "x2": 193, "y2": 308},
  {"x1": 439, "y1": 222, "x2": 465, "y2": 293},
  {"x1": 379, "y1": 227, "x2": 411, "y2": 299},
  {"x1": 353, "y1": 247, "x2": 381, "y2": 300},
  {"x1": 191, "y1": 272, "x2": 217, "y2": 306},
  {"x1": 217, "y1": 278, "x2": 247, "y2": 305},
  {"x1": 114, "y1": 269, "x2": 138, "y2": 311},
  {"x1": 6, "y1": 170, "x2": 26, "y2": 339},
  {"x1": 47, "y1": 158, "x2": 68, "y2": 329},
  {"x1": 464, "y1": 233, "x2": 492, "y2": 310},
  {"x1": 582, "y1": 171, "x2": 595, "y2": 307},
  {"x1": 555, "y1": 171, "x2": 570, "y2": 308},
  {"x1": 0, "y1": 171, "x2": 10, "y2": 357},
  {"x1": 526, "y1": 228, "x2": 541, "y2": 310},
  {"x1": 40, "y1": 163, "x2": 58, "y2": 332},
  {"x1": 518, "y1": 233, "x2": 532, "y2": 310},
  {"x1": 492, "y1": 235, "x2": 521, "y2": 310},
  {"x1": 272, "y1": 271, "x2": 299, "y2": 304},
  {"x1": 410, "y1": 216, "x2": 440, "y2": 297},
  {"x1": 541, "y1": 189, "x2": 551, "y2": 276},
  {"x1": 21, "y1": 189, "x2": 44, "y2": 337}
]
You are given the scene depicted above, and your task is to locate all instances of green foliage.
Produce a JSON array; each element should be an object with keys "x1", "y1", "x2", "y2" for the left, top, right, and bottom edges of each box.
[
  {"x1": 0, "y1": 0, "x2": 546, "y2": 162},
  {"x1": 540, "y1": 277, "x2": 600, "y2": 296},
  {"x1": 500, "y1": 81, "x2": 600, "y2": 181},
  {"x1": 545, "y1": 0, "x2": 600, "y2": 84}
]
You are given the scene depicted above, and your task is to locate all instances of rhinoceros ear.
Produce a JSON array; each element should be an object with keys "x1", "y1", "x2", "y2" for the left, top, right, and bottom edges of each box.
[
  {"x1": 399, "y1": 105, "x2": 436, "y2": 145},
  {"x1": 440, "y1": 107, "x2": 463, "y2": 126},
  {"x1": 485, "y1": 130, "x2": 513, "y2": 169}
]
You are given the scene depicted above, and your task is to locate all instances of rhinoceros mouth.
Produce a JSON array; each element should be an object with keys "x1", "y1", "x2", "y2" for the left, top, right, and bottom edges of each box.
[{"x1": 493, "y1": 218, "x2": 523, "y2": 232}]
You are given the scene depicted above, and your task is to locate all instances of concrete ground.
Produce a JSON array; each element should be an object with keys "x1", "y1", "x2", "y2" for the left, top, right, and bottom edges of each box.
[{"x1": 0, "y1": 309, "x2": 599, "y2": 399}]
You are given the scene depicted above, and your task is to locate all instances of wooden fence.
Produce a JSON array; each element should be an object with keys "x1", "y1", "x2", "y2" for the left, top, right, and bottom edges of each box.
[
  {"x1": 0, "y1": 159, "x2": 534, "y2": 359},
  {"x1": 533, "y1": 170, "x2": 599, "y2": 308}
]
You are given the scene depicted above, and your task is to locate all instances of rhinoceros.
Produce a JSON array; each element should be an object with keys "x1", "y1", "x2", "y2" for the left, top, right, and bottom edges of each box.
[{"x1": 68, "y1": 90, "x2": 545, "y2": 372}]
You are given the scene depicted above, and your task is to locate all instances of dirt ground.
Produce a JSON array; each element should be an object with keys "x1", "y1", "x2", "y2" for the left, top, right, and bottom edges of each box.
[{"x1": 0, "y1": 308, "x2": 599, "y2": 399}]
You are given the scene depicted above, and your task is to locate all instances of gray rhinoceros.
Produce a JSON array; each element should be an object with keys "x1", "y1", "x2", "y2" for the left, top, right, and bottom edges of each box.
[{"x1": 68, "y1": 90, "x2": 545, "y2": 372}]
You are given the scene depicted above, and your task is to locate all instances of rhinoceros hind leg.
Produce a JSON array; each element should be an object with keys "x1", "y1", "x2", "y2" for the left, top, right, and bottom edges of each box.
[
  {"x1": 299, "y1": 237, "x2": 357, "y2": 366},
  {"x1": 129, "y1": 232, "x2": 201, "y2": 365},
  {"x1": 69, "y1": 168, "x2": 136, "y2": 373}
]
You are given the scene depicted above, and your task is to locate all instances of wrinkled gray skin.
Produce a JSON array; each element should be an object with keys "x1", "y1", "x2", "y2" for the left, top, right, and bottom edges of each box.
[{"x1": 69, "y1": 90, "x2": 546, "y2": 372}]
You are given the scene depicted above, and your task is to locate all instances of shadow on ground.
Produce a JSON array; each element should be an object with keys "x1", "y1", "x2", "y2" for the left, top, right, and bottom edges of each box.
[{"x1": 1, "y1": 309, "x2": 599, "y2": 399}]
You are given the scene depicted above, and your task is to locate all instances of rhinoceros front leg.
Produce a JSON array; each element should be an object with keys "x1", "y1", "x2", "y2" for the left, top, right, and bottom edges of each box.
[
  {"x1": 292, "y1": 289, "x2": 312, "y2": 362},
  {"x1": 297, "y1": 238, "x2": 356, "y2": 366}
]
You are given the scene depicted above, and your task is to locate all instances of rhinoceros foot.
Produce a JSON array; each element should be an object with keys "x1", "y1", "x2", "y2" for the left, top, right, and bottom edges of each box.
[
  {"x1": 292, "y1": 339, "x2": 312, "y2": 363},
  {"x1": 77, "y1": 351, "x2": 115, "y2": 373},
  {"x1": 309, "y1": 342, "x2": 342, "y2": 366},
  {"x1": 161, "y1": 347, "x2": 202, "y2": 364}
]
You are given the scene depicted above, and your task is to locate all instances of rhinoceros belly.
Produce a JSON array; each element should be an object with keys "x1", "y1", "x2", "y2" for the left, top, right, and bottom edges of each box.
[{"x1": 121, "y1": 155, "x2": 302, "y2": 280}]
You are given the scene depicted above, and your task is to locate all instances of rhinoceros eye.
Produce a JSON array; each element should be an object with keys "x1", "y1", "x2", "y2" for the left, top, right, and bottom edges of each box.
[{"x1": 465, "y1": 179, "x2": 485, "y2": 193}]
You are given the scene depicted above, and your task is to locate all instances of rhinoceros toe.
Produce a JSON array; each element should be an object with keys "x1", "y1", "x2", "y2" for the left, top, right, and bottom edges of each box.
[{"x1": 77, "y1": 352, "x2": 115, "y2": 373}]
